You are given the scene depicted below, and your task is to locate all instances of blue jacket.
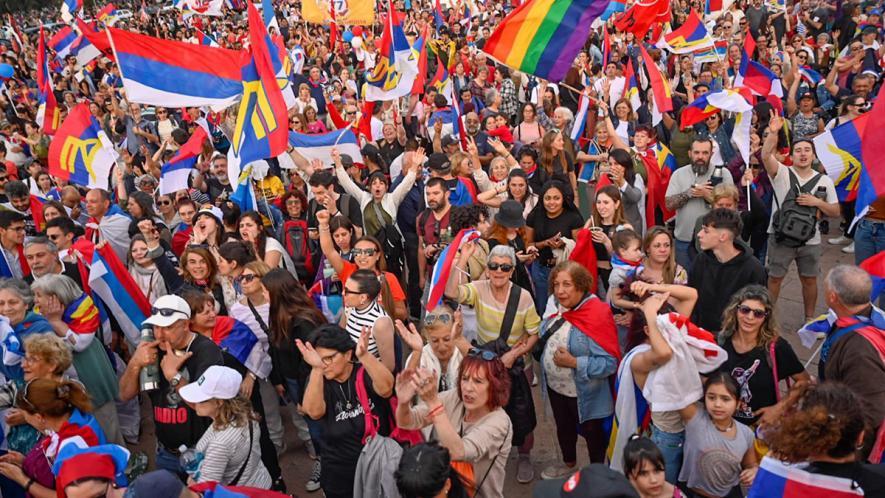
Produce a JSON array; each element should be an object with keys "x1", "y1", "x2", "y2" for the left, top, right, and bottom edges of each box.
[{"x1": 539, "y1": 314, "x2": 617, "y2": 422}]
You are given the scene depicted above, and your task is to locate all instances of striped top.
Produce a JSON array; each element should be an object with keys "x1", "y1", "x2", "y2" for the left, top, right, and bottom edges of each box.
[
  {"x1": 345, "y1": 301, "x2": 390, "y2": 359},
  {"x1": 457, "y1": 281, "x2": 541, "y2": 346},
  {"x1": 195, "y1": 419, "x2": 272, "y2": 488}
]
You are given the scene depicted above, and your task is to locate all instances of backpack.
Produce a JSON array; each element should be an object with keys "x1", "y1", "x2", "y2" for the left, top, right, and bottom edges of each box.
[
  {"x1": 282, "y1": 219, "x2": 314, "y2": 283},
  {"x1": 370, "y1": 204, "x2": 405, "y2": 280},
  {"x1": 771, "y1": 169, "x2": 823, "y2": 248}
]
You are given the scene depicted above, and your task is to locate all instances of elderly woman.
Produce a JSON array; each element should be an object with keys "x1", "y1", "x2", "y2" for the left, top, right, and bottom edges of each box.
[
  {"x1": 30, "y1": 275, "x2": 123, "y2": 446},
  {"x1": 398, "y1": 305, "x2": 464, "y2": 397},
  {"x1": 0, "y1": 379, "x2": 104, "y2": 498},
  {"x1": 535, "y1": 261, "x2": 620, "y2": 479},
  {"x1": 0, "y1": 279, "x2": 54, "y2": 381},
  {"x1": 444, "y1": 243, "x2": 541, "y2": 484},
  {"x1": 296, "y1": 325, "x2": 394, "y2": 498},
  {"x1": 395, "y1": 351, "x2": 514, "y2": 498}
]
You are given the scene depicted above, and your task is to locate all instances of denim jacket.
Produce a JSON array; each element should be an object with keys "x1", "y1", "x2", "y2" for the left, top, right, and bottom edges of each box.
[{"x1": 539, "y1": 315, "x2": 618, "y2": 422}]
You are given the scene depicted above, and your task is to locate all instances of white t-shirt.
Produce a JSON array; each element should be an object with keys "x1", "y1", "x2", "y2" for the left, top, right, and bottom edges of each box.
[{"x1": 768, "y1": 162, "x2": 838, "y2": 246}]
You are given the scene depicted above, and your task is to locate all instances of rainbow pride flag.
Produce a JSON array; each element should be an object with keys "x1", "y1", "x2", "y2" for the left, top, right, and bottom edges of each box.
[{"x1": 482, "y1": 0, "x2": 609, "y2": 82}]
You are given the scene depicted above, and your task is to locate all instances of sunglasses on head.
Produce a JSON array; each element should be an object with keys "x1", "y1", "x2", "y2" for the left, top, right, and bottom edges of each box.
[
  {"x1": 467, "y1": 348, "x2": 498, "y2": 361},
  {"x1": 737, "y1": 304, "x2": 768, "y2": 319},
  {"x1": 424, "y1": 313, "x2": 452, "y2": 327},
  {"x1": 352, "y1": 248, "x2": 378, "y2": 256},
  {"x1": 487, "y1": 262, "x2": 514, "y2": 272}
]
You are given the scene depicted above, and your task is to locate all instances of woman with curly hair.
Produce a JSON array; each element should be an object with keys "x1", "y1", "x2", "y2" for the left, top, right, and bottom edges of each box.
[
  {"x1": 180, "y1": 365, "x2": 272, "y2": 488},
  {"x1": 717, "y1": 285, "x2": 810, "y2": 429},
  {"x1": 762, "y1": 382, "x2": 885, "y2": 495}
]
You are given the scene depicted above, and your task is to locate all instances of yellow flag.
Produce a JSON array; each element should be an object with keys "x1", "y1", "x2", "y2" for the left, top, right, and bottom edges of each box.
[{"x1": 302, "y1": 0, "x2": 374, "y2": 26}]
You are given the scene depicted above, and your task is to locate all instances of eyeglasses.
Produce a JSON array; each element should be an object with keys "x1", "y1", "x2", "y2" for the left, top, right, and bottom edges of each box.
[
  {"x1": 320, "y1": 351, "x2": 341, "y2": 365},
  {"x1": 467, "y1": 348, "x2": 498, "y2": 361},
  {"x1": 240, "y1": 273, "x2": 258, "y2": 283},
  {"x1": 352, "y1": 248, "x2": 378, "y2": 256},
  {"x1": 424, "y1": 313, "x2": 452, "y2": 327},
  {"x1": 487, "y1": 262, "x2": 514, "y2": 272},
  {"x1": 150, "y1": 307, "x2": 186, "y2": 317},
  {"x1": 737, "y1": 304, "x2": 768, "y2": 319},
  {"x1": 47, "y1": 233, "x2": 61, "y2": 241},
  {"x1": 343, "y1": 286, "x2": 363, "y2": 295}
]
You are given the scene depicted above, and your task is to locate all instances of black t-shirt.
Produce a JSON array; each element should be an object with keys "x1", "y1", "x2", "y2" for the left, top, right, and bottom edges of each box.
[
  {"x1": 205, "y1": 177, "x2": 233, "y2": 202},
  {"x1": 306, "y1": 194, "x2": 363, "y2": 229},
  {"x1": 148, "y1": 334, "x2": 224, "y2": 450},
  {"x1": 318, "y1": 366, "x2": 391, "y2": 496},
  {"x1": 719, "y1": 337, "x2": 804, "y2": 425},
  {"x1": 805, "y1": 461, "x2": 885, "y2": 496},
  {"x1": 526, "y1": 209, "x2": 584, "y2": 266}
]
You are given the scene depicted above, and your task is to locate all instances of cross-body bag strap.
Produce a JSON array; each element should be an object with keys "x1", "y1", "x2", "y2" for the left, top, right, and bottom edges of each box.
[
  {"x1": 247, "y1": 299, "x2": 270, "y2": 335},
  {"x1": 474, "y1": 419, "x2": 511, "y2": 495},
  {"x1": 230, "y1": 421, "x2": 254, "y2": 486},
  {"x1": 498, "y1": 283, "x2": 522, "y2": 345},
  {"x1": 769, "y1": 341, "x2": 782, "y2": 402}
]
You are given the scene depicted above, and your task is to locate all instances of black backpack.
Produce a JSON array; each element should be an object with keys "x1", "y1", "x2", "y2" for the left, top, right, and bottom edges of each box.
[
  {"x1": 772, "y1": 170, "x2": 823, "y2": 248},
  {"x1": 370, "y1": 203, "x2": 405, "y2": 279}
]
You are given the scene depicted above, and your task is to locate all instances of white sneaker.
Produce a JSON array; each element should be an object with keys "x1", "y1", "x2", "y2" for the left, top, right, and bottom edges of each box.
[
  {"x1": 541, "y1": 463, "x2": 577, "y2": 480},
  {"x1": 829, "y1": 235, "x2": 850, "y2": 245},
  {"x1": 306, "y1": 460, "x2": 321, "y2": 492},
  {"x1": 842, "y1": 242, "x2": 855, "y2": 254}
]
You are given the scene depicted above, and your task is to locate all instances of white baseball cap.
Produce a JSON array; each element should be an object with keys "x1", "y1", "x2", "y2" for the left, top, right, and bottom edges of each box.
[
  {"x1": 143, "y1": 295, "x2": 191, "y2": 328},
  {"x1": 180, "y1": 365, "x2": 243, "y2": 403}
]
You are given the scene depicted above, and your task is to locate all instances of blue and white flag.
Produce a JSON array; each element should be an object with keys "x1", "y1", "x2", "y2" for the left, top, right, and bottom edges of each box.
[{"x1": 289, "y1": 128, "x2": 363, "y2": 168}]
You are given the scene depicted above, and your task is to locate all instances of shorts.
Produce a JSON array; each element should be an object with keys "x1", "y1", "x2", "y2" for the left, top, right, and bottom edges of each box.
[{"x1": 766, "y1": 238, "x2": 821, "y2": 278}]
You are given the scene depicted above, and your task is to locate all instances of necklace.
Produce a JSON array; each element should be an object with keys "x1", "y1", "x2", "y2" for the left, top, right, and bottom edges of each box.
[
  {"x1": 338, "y1": 382, "x2": 353, "y2": 411},
  {"x1": 714, "y1": 420, "x2": 735, "y2": 432}
]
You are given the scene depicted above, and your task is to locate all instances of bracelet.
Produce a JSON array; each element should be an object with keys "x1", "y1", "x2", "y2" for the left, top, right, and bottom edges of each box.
[
  {"x1": 24, "y1": 478, "x2": 34, "y2": 493},
  {"x1": 427, "y1": 404, "x2": 445, "y2": 420}
]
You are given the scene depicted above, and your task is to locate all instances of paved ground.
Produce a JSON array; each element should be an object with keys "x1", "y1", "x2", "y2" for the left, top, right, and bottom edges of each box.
[{"x1": 130, "y1": 227, "x2": 858, "y2": 497}]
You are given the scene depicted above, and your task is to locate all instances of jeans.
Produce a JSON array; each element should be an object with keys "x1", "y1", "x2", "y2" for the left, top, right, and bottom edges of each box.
[
  {"x1": 855, "y1": 219, "x2": 885, "y2": 307},
  {"x1": 650, "y1": 425, "x2": 684, "y2": 485},
  {"x1": 285, "y1": 377, "x2": 325, "y2": 455},
  {"x1": 156, "y1": 447, "x2": 185, "y2": 478},
  {"x1": 530, "y1": 262, "x2": 552, "y2": 314},
  {"x1": 674, "y1": 239, "x2": 693, "y2": 271}
]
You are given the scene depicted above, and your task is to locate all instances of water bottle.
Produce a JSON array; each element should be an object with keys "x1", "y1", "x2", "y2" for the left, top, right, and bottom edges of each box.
[
  {"x1": 323, "y1": 259, "x2": 334, "y2": 279},
  {"x1": 138, "y1": 327, "x2": 161, "y2": 392},
  {"x1": 179, "y1": 445, "x2": 203, "y2": 478},
  {"x1": 710, "y1": 165, "x2": 724, "y2": 187}
]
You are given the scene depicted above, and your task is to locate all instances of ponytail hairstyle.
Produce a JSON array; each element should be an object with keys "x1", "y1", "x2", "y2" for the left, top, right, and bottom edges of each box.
[
  {"x1": 16, "y1": 378, "x2": 93, "y2": 418},
  {"x1": 765, "y1": 382, "x2": 868, "y2": 462},
  {"x1": 218, "y1": 239, "x2": 257, "y2": 273},
  {"x1": 395, "y1": 442, "x2": 470, "y2": 498},
  {"x1": 238, "y1": 211, "x2": 268, "y2": 259}
]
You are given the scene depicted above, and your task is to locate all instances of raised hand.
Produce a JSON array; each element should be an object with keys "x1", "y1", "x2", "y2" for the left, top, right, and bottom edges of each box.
[{"x1": 395, "y1": 320, "x2": 424, "y2": 352}]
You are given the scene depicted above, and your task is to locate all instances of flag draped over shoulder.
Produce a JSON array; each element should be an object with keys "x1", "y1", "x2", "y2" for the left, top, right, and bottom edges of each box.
[
  {"x1": 482, "y1": 0, "x2": 608, "y2": 82},
  {"x1": 748, "y1": 457, "x2": 865, "y2": 498},
  {"x1": 36, "y1": 27, "x2": 61, "y2": 135},
  {"x1": 363, "y1": 1, "x2": 418, "y2": 101},
  {"x1": 426, "y1": 229, "x2": 480, "y2": 312},
  {"x1": 655, "y1": 10, "x2": 713, "y2": 54},
  {"x1": 107, "y1": 27, "x2": 244, "y2": 108},
  {"x1": 48, "y1": 103, "x2": 117, "y2": 191}
]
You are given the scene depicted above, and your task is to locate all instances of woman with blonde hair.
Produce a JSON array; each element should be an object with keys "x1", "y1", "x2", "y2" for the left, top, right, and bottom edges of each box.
[
  {"x1": 180, "y1": 365, "x2": 272, "y2": 488},
  {"x1": 717, "y1": 285, "x2": 810, "y2": 429}
]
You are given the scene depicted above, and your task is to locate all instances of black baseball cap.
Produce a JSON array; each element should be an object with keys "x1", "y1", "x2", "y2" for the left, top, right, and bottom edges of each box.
[{"x1": 532, "y1": 464, "x2": 639, "y2": 498}]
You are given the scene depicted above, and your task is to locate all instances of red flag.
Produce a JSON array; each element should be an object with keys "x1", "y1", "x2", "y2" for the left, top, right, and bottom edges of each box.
[
  {"x1": 641, "y1": 146, "x2": 674, "y2": 227},
  {"x1": 326, "y1": 101, "x2": 348, "y2": 130},
  {"x1": 743, "y1": 29, "x2": 756, "y2": 59},
  {"x1": 411, "y1": 25, "x2": 431, "y2": 94},
  {"x1": 36, "y1": 27, "x2": 61, "y2": 135},
  {"x1": 357, "y1": 101, "x2": 375, "y2": 141},
  {"x1": 75, "y1": 18, "x2": 113, "y2": 60},
  {"x1": 638, "y1": 43, "x2": 672, "y2": 113},
  {"x1": 614, "y1": 0, "x2": 669, "y2": 37},
  {"x1": 861, "y1": 92, "x2": 885, "y2": 208},
  {"x1": 569, "y1": 229, "x2": 598, "y2": 294}
]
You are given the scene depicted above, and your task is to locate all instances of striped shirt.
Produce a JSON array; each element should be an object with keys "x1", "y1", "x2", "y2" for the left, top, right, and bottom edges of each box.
[
  {"x1": 457, "y1": 281, "x2": 541, "y2": 346},
  {"x1": 194, "y1": 419, "x2": 272, "y2": 488},
  {"x1": 345, "y1": 301, "x2": 389, "y2": 359}
]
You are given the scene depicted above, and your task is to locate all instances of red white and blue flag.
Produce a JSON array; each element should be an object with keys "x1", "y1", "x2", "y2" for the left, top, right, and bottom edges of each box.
[
  {"x1": 191, "y1": 481, "x2": 291, "y2": 498},
  {"x1": 212, "y1": 316, "x2": 262, "y2": 375},
  {"x1": 860, "y1": 252, "x2": 885, "y2": 301},
  {"x1": 61, "y1": 0, "x2": 83, "y2": 23},
  {"x1": 364, "y1": 0, "x2": 419, "y2": 101},
  {"x1": 622, "y1": 57, "x2": 641, "y2": 111},
  {"x1": 857, "y1": 94, "x2": 885, "y2": 228},
  {"x1": 196, "y1": 28, "x2": 219, "y2": 47},
  {"x1": 571, "y1": 92, "x2": 590, "y2": 142},
  {"x1": 748, "y1": 457, "x2": 865, "y2": 497},
  {"x1": 798, "y1": 65, "x2": 823, "y2": 87},
  {"x1": 50, "y1": 26, "x2": 79, "y2": 60},
  {"x1": 288, "y1": 129, "x2": 363, "y2": 168},
  {"x1": 656, "y1": 10, "x2": 714, "y2": 54},
  {"x1": 97, "y1": 3, "x2": 119, "y2": 26},
  {"x1": 159, "y1": 126, "x2": 209, "y2": 195},
  {"x1": 107, "y1": 27, "x2": 244, "y2": 108},
  {"x1": 426, "y1": 229, "x2": 480, "y2": 312},
  {"x1": 48, "y1": 103, "x2": 117, "y2": 190},
  {"x1": 36, "y1": 27, "x2": 61, "y2": 136}
]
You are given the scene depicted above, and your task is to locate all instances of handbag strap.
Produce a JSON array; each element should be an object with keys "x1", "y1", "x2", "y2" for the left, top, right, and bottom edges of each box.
[
  {"x1": 498, "y1": 284, "x2": 522, "y2": 345},
  {"x1": 230, "y1": 421, "x2": 254, "y2": 486},
  {"x1": 354, "y1": 366, "x2": 379, "y2": 444},
  {"x1": 247, "y1": 299, "x2": 270, "y2": 335},
  {"x1": 769, "y1": 341, "x2": 781, "y2": 403}
]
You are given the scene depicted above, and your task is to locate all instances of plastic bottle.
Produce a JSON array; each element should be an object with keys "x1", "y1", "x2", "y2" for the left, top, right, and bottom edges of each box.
[{"x1": 179, "y1": 445, "x2": 203, "y2": 478}]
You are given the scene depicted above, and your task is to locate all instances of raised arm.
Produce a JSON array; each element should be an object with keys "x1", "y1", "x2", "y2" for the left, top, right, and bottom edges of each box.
[
  {"x1": 761, "y1": 110, "x2": 784, "y2": 179},
  {"x1": 316, "y1": 209, "x2": 345, "y2": 276},
  {"x1": 628, "y1": 293, "x2": 674, "y2": 389}
]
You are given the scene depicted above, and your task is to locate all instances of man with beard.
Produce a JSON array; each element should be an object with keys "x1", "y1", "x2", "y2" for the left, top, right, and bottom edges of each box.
[
  {"x1": 665, "y1": 137, "x2": 734, "y2": 269},
  {"x1": 417, "y1": 177, "x2": 452, "y2": 304}
]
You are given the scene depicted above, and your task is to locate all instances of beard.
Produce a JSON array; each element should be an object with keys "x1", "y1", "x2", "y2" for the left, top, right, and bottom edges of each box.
[{"x1": 691, "y1": 159, "x2": 710, "y2": 176}]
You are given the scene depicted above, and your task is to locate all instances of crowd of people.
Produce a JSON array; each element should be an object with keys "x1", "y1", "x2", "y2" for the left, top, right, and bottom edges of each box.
[{"x1": 0, "y1": 0, "x2": 882, "y2": 496}]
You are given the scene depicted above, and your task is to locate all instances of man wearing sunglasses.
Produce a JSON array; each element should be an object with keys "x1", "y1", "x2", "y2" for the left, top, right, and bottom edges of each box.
[{"x1": 119, "y1": 295, "x2": 224, "y2": 476}]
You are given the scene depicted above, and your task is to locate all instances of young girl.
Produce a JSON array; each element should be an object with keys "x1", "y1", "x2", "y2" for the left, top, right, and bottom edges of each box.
[
  {"x1": 623, "y1": 436, "x2": 681, "y2": 498},
  {"x1": 678, "y1": 372, "x2": 757, "y2": 498},
  {"x1": 607, "y1": 228, "x2": 644, "y2": 304}
]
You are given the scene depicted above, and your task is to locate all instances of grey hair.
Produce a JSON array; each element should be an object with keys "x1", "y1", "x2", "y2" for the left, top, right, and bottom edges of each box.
[
  {"x1": 484, "y1": 88, "x2": 499, "y2": 107},
  {"x1": 23, "y1": 236, "x2": 58, "y2": 255},
  {"x1": 487, "y1": 244, "x2": 517, "y2": 266},
  {"x1": 30, "y1": 274, "x2": 84, "y2": 307},
  {"x1": 554, "y1": 106, "x2": 574, "y2": 127},
  {"x1": 0, "y1": 278, "x2": 34, "y2": 306},
  {"x1": 489, "y1": 156, "x2": 507, "y2": 170},
  {"x1": 826, "y1": 265, "x2": 872, "y2": 307}
]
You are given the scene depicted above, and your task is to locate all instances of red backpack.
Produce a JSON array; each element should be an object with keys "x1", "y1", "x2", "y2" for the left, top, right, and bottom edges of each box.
[{"x1": 282, "y1": 219, "x2": 314, "y2": 284}]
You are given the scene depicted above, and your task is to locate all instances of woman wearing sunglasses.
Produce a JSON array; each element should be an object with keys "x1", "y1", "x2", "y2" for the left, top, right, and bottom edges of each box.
[
  {"x1": 716, "y1": 286, "x2": 810, "y2": 440},
  {"x1": 316, "y1": 209, "x2": 407, "y2": 321},
  {"x1": 395, "y1": 350, "x2": 514, "y2": 498}
]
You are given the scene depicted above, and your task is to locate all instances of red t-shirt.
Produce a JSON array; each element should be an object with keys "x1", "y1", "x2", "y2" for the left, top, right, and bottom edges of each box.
[{"x1": 339, "y1": 260, "x2": 406, "y2": 302}]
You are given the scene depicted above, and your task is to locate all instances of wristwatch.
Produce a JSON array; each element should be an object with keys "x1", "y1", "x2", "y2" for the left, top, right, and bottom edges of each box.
[{"x1": 170, "y1": 372, "x2": 183, "y2": 387}]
